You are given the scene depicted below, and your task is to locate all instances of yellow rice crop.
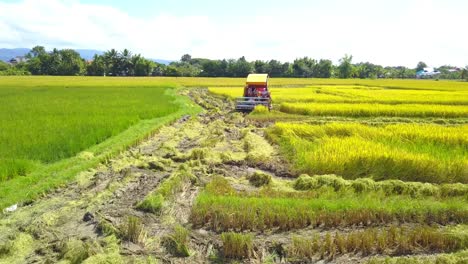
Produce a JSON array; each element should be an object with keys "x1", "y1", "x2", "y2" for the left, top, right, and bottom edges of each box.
[
  {"x1": 209, "y1": 85, "x2": 468, "y2": 105},
  {"x1": 318, "y1": 86, "x2": 468, "y2": 105},
  {"x1": 268, "y1": 123, "x2": 468, "y2": 183},
  {"x1": 280, "y1": 102, "x2": 468, "y2": 118}
]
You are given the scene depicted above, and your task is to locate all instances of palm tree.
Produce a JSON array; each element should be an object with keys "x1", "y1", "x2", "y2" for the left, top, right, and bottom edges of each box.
[
  {"x1": 461, "y1": 68, "x2": 468, "y2": 80},
  {"x1": 103, "y1": 49, "x2": 118, "y2": 76},
  {"x1": 121, "y1": 49, "x2": 132, "y2": 75},
  {"x1": 130, "y1": 54, "x2": 142, "y2": 76}
]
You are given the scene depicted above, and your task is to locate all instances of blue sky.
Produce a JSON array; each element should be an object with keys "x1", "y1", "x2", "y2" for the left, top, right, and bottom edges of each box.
[{"x1": 0, "y1": 0, "x2": 467, "y2": 67}]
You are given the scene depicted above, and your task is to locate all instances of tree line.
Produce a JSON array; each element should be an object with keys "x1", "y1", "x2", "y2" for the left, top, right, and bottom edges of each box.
[{"x1": 1, "y1": 46, "x2": 467, "y2": 80}]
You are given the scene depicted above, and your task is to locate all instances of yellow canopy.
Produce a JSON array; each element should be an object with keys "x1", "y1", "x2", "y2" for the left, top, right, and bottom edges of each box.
[{"x1": 246, "y1": 73, "x2": 268, "y2": 85}]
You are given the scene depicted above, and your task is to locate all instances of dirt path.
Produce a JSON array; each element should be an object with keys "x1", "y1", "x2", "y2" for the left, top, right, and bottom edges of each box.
[{"x1": 0, "y1": 88, "x2": 293, "y2": 264}]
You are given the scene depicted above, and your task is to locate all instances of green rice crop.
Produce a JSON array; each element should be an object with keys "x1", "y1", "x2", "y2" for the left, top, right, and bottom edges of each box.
[
  {"x1": 0, "y1": 76, "x2": 202, "y2": 209},
  {"x1": 268, "y1": 123, "x2": 467, "y2": 183},
  {"x1": 0, "y1": 78, "x2": 180, "y2": 181},
  {"x1": 190, "y1": 178, "x2": 467, "y2": 232}
]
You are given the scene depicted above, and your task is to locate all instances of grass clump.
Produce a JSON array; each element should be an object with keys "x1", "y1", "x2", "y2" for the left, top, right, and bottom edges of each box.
[
  {"x1": 189, "y1": 148, "x2": 210, "y2": 161},
  {"x1": 60, "y1": 239, "x2": 91, "y2": 264},
  {"x1": 287, "y1": 226, "x2": 467, "y2": 261},
  {"x1": 248, "y1": 171, "x2": 272, "y2": 187},
  {"x1": 119, "y1": 216, "x2": 146, "y2": 244},
  {"x1": 221, "y1": 232, "x2": 253, "y2": 259},
  {"x1": 251, "y1": 105, "x2": 270, "y2": 115},
  {"x1": 137, "y1": 194, "x2": 164, "y2": 213},
  {"x1": 96, "y1": 217, "x2": 119, "y2": 237},
  {"x1": 204, "y1": 176, "x2": 236, "y2": 195},
  {"x1": 147, "y1": 160, "x2": 166, "y2": 171},
  {"x1": 162, "y1": 225, "x2": 191, "y2": 257},
  {"x1": 82, "y1": 235, "x2": 123, "y2": 264},
  {"x1": 0, "y1": 233, "x2": 34, "y2": 263},
  {"x1": 243, "y1": 131, "x2": 274, "y2": 164},
  {"x1": 138, "y1": 166, "x2": 196, "y2": 213}
]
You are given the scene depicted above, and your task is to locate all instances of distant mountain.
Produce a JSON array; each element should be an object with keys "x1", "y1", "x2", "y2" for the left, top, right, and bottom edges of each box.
[
  {"x1": 0, "y1": 48, "x2": 172, "y2": 65},
  {"x1": 0, "y1": 48, "x2": 30, "y2": 62},
  {"x1": 75, "y1": 49, "x2": 104, "y2": 60},
  {"x1": 152, "y1": 59, "x2": 172, "y2": 65}
]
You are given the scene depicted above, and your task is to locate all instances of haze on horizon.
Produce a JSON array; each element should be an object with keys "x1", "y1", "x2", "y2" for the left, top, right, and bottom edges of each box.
[{"x1": 0, "y1": 0, "x2": 466, "y2": 68}]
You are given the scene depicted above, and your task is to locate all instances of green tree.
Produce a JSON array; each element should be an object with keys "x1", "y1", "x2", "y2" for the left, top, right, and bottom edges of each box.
[
  {"x1": 134, "y1": 56, "x2": 156, "y2": 76},
  {"x1": 120, "y1": 49, "x2": 132, "y2": 75},
  {"x1": 26, "y1": 46, "x2": 47, "y2": 58},
  {"x1": 253, "y1": 60, "x2": 271, "y2": 73},
  {"x1": 268, "y1": 60, "x2": 286, "y2": 77},
  {"x1": 227, "y1": 57, "x2": 252, "y2": 77},
  {"x1": 164, "y1": 65, "x2": 181, "y2": 76},
  {"x1": 0, "y1": 61, "x2": 9, "y2": 71},
  {"x1": 87, "y1": 54, "x2": 106, "y2": 76},
  {"x1": 354, "y1": 62, "x2": 382, "y2": 79},
  {"x1": 461, "y1": 67, "x2": 468, "y2": 80},
  {"x1": 103, "y1": 49, "x2": 120, "y2": 76},
  {"x1": 292, "y1": 57, "x2": 317, "y2": 77},
  {"x1": 316, "y1": 59, "x2": 333, "y2": 78},
  {"x1": 26, "y1": 46, "x2": 49, "y2": 75},
  {"x1": 181, "y1": 54, "x2": 192, "y2": 63},
  {"x1": 201, "y1": 59, "x2": 226, "y2": 77},
  {"x1": 416, "y1": 61, "x2": 427, "y2": 72},
  {"x1": 152, "y1": 63, "x2": 166, "y2": 76},
  {"x1": 56, "y1": 49, "x2": 86, "y2": 75},
  {"x1": 337, "y1": 54, "x2": 354, "y2": 78}
]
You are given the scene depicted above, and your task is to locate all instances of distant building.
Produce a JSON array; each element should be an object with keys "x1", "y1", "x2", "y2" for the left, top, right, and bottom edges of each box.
[
  {"x1": 416, "y1": 67, "x2": 441, "y2": 79},
  {"x1": 9, "y1": 56, "x2": 28, "y2": 65}
]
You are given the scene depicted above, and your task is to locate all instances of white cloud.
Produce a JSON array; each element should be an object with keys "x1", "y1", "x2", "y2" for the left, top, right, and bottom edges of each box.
[{"x1": 0, "y1": 0, "x2": 467, "y2": 67}]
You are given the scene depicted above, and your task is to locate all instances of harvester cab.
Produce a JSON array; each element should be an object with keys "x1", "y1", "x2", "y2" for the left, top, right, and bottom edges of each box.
[{"x1": 235, "y1": 73, "x2": 272, "y2": 112}]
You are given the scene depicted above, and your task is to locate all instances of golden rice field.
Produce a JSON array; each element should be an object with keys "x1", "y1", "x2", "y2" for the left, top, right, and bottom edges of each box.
[
  {"x1": 268, "y1": 123, "x2": 467, "y2": 183},
  {"x1": 202, "y1": 78, "x2": 468, "y2": 262},
  {"x1": 209, "y1": 85, "x2": 468, "y2": 105},
  {"x1": 280, "y1": 102, "x2": 468, "y2": 118},
  {"x1": 1, "y1": 77, "x2": 467, "y2": 263}
]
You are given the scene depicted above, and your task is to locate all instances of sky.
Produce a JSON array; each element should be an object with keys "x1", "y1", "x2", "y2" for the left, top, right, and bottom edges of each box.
[{"x1": 0, "y1": 0, "x2": 467, "y2": 67}]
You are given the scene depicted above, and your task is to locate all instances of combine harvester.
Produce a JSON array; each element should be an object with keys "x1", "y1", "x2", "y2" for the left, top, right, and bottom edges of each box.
[{"x1": 235, "y1": 73, "x2": 272, "y2": 112}]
